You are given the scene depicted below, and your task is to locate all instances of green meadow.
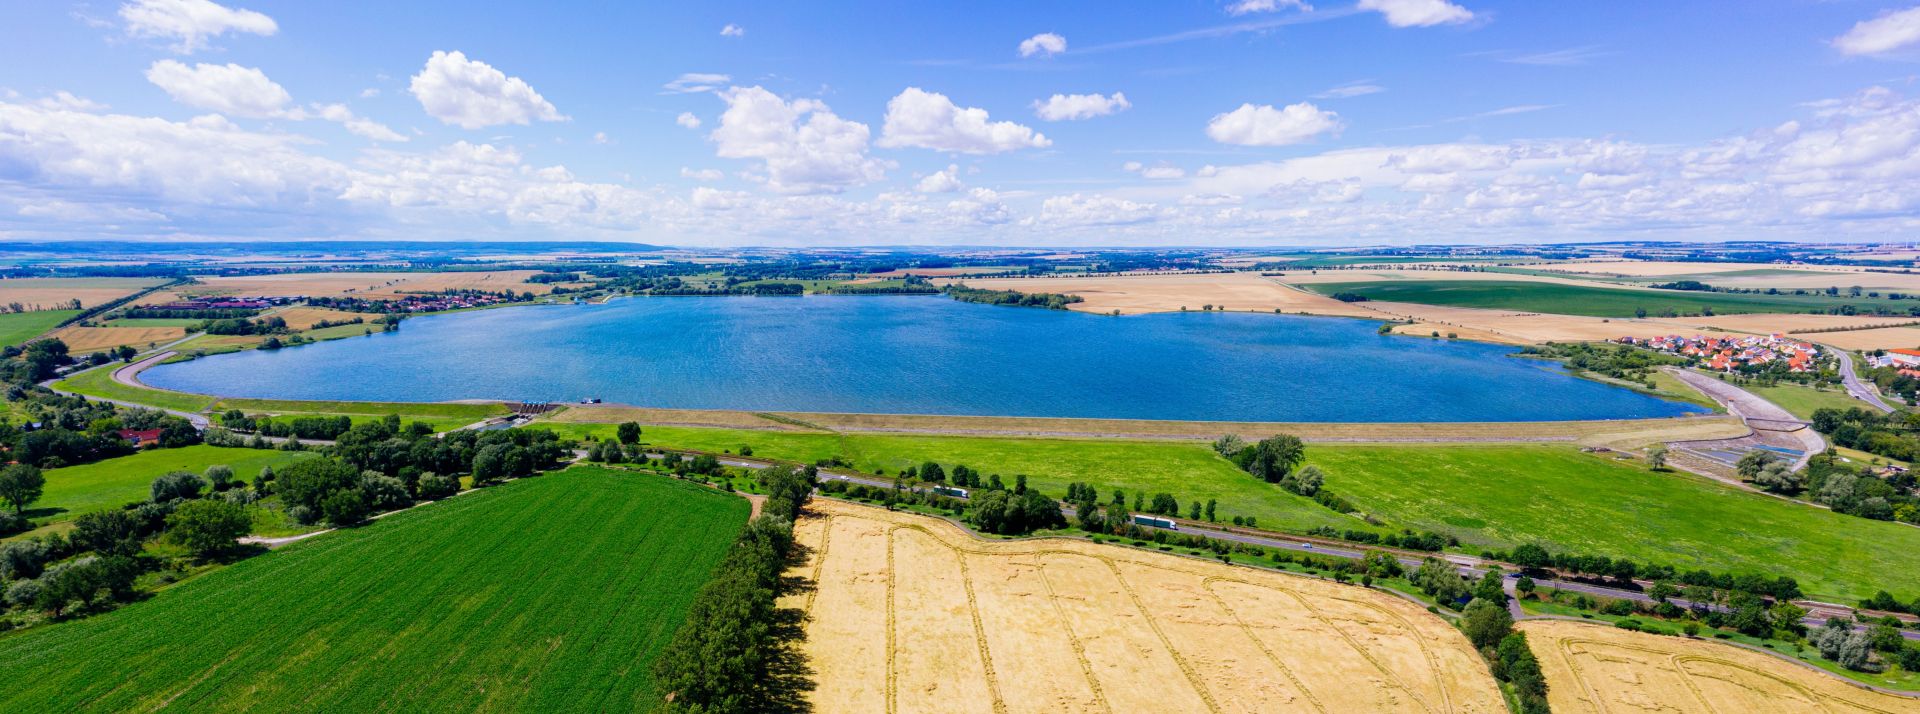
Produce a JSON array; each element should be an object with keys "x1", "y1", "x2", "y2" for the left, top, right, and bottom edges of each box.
[
  {"x1": 31, "y1": 446, "x2": 315, "y2": 525},
  {"x1": 0, "y1": 310, "x2": 79, "y2": 348}
]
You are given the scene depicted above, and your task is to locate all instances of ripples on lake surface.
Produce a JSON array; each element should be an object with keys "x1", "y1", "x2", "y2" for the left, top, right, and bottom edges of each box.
[{"x1": 143, "y1": 295, "x2": 1707, "y2": 422}]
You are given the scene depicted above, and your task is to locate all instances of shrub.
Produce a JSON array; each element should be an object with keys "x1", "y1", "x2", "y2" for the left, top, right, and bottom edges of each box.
[
  {"x1": 286, "y1": 505, "x2": 315, "y2": 525},
  {"x1": 204, "y1": 465, "x2": 235, "y2": 492},
  {"x1": 0, "y1": 539, "x2": 49, "y2": 580},
  {"x1": 321, "y1": 489, "x2": 370, "y2": 527},
  {"x1": 416, "y1": 473, "x2": 459, "y2": 500},
  {"x1": 149, "y1": 471, "x2": 206, "y2": 503},
  {"x1": 166, "y1": 499, "x2": 252, "y2": 558},
  {"x1": 361, "y1": 474, "x2": 412, "y2": 512},
  {"x1": 5, "y1": 578, "x2": 42, "y2": 608}
]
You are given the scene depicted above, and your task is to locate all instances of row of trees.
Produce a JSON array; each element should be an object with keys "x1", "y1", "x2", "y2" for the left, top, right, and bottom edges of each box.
[
  {"x1": 942, "y1": 284, "x2": 1083, "y2": 310},
  {"x1": 1493, "y1": 542, "x2": 1803, "y2": 600},
  {"x1": 652, "y1": 466, "x2": 816, "y2": 712}
]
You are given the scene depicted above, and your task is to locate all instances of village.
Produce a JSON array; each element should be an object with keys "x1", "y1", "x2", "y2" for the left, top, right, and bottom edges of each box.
[{"x1": 1614, "y1": 333, "x2": 1825, "y2": 373}]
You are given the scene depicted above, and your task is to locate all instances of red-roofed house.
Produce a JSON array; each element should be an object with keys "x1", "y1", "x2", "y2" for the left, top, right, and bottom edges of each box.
[
  {"x1": 1891, "y1": 349, "x2": 1920, "y2": 369},
  {"x1": 117, "y1": 429, "x2": 163, "y2": 448}
]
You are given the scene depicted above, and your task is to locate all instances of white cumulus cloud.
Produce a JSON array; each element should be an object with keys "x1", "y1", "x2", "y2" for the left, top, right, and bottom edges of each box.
[
  {"x1": 1018, "y1": 32, "x2": 1067, "y2": 58},
  {"x1": 916, "y1": 164, "x2": 964, "y2": 193},
  {"x1": 879, "y1": 88, "x2": 1050, "y2": 154},
  {"x1": 711, "y1": 86, "x2": 888, "y2": 194},
  {"x1": 1033, "y1": 92, "x2": 1131, "y2": 121},
  {"x1": 1358, "y1": 0, "x2": 1474, "y2": 28},
  {"x1": 1206, "y1": 102, "x2": 1343, "y2": 146},
  {"x1": 119, "y1": 0, "x2": 277, "y2": 54},
  {"x1": 720, "y1": 23, "x2": 746, "y2": 37},
  {"x1": 681, "y1": 167, "x2": 724, "y2": 181},
  {"x1": 410, "y1": 50, "x2": 566, "y2": 129},
  {"x1": 1835, "y1": 6, "x2": 1920, "y2": 56},
  {"x1": 677, "y1": 112, "x2": 703, "y2": 129},
  {"x1": 144, "y1": 60, "x2": 291, "y2": 118}
]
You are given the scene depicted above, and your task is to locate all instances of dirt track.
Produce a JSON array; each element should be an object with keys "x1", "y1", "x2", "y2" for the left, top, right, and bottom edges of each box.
[{"x1": 786, "y1": 499, "x2": 1505, "y2": 713}]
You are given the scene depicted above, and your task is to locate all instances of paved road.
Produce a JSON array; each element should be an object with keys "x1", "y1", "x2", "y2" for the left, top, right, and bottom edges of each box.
[
  {"x1": 1836, "y1": 349, "x2": 1896, "y2": 413},
  {"x1": 44, "y1": 353, "x2": 211, "y2": 429}
]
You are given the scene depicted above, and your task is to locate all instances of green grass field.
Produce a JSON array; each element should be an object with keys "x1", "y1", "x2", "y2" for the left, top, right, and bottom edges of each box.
[
  {"x1": 0, "y1": 467, "x2": 747, "y2": 712},
  {"x1": 1302, "y1": 280, "x2": 1869, "y2": 317},
  {"x1": 54, "y1": 363, "x2": 216, "y2": 413},
  {"x1": 1747, "y1": 382, "x2": 1869, "y2": 420},
  {"x1": 1306, "y1": 444, "x2": 1920, "y2": 601},
  {"x1": 32, "y1": 446, "x2": 315, "y2": 525},
  {"x1": 556, "y1": 423, "x2": 1357, "y2": 533},
  {"x1": 0, "y1": 310, "x2": 78, "y2": 347},
  {"x1": 587, "y1": 423, "x2": 1920, "y2": 600}
]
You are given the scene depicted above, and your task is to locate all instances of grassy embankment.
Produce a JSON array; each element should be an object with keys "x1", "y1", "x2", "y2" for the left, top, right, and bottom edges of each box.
[
  {"x1": 53, "y1": 363, "x2": 507, "y2": 430},
  {"x1": 1304, "y1": 280, "x2": 1880, "y2": 317},
  {"x1": 570, "y1": 423, "x2": 1920, "y2": 601},
  {"x1": 0, "y1": 310, "x2": 80, "y2": 348},
  {"x1": 0, "y1": 467, "x2": 747, "y2": 712},
  {"x1": 28, "y1": 446, "x2": 314, "y2": 527},
  {"x1": 1746, "y1": 382, "x2": 1872, "y2": 421}
]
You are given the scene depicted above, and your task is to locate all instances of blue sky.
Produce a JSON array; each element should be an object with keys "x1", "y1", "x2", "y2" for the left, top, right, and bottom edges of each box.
[{"x1": 5, "y1": 0, "x2": 1920, "y2": 246}]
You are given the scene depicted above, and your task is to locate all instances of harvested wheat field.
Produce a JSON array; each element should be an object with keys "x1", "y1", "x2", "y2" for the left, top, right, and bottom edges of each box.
[
  {"x1": 48, "y1": 325, "x2": 186, "y2": 353},
  {"x1": 1520, "y1": 620, "x2": 1920, "y2": 713},
  {"x1": 147, "y1": 271, "x2": 560, "y2": 302},
  {"x1": 1652, "y1": 313, "x2": 1920, "y2": 335},
  {"x1": 0, "y1": 277, "x2": 163, "y2": 310},
  {"x1": 786, "y1": 499, "x2": 1505, "y2": 713},
  {"x1": 1798, "y1": 327, "x2": 1920, "y2": 351},
  {"x1": 268, "y1": 306, "x2": 366, "y2": 330},
  {"x1": 1367, "y1": 302, "x2": 1747, "y2": 345},
  {"x1": 958, "y1": 272, "x2": 1379, "y2": 317}
]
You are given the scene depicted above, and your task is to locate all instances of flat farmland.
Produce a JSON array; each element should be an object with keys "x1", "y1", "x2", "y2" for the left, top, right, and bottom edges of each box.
[
  {"x1": 1364, "y1": 301, "x2": 1747, "y2": 345},
  {"x1": 47, "y1": 325, "x2": 186, "y2": 353},
  {"x1": 788, "y1": 499, "x2": 1505, "y2": 713},
  {"x1": 32, "y1": 446, "x2": 314, "y2": 525},
  {"x1": 270, "y1": 305, "x2": 366, "y2": 329},
  {"x1": 957, "y1": 272, "x2": 1380, "y2": 316},
  {"x1": 1308, "y1": 444, "x2": 1920, "y2": 601},
  {"x1": 0, "y1": 277, "x2": 163, "y2": 309},
  {"x1": 601, "y1": 424, "x2": 1920, "y2": 601},
  {"x1": 1303, "y1": 280, "x2": 1859, "y2": 318},
  {"x1": 148, "y1": 270, "x2": 561, "y2": 302},
  {"x1": 0, "y1": 467, "x2": 747, "y2": 712},
  {"x1": 0, "y1": 309, "x2": 78, "y2": 346},
  {"x1": 1520, "y1": 620, "x2": 1920, "y2": 713}
]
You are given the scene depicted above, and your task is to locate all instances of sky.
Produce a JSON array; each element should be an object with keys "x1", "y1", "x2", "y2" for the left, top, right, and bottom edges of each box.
[{"x1": 6, "y1": 1, "x2": 1920, "y2": 247}]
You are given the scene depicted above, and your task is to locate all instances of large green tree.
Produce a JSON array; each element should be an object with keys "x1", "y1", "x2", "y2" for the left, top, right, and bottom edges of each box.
[
  {"x1": 167, "y1": 499, "x2": 252, "y2": 558},
  {"x1": 0, "y1": 464, "x2": 45, "y2": 515}
]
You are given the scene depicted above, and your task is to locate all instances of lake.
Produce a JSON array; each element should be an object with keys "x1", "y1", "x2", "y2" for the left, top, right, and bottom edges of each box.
[{"x1": 142, "y1": 295, "x2": 1707, "y2": 423}]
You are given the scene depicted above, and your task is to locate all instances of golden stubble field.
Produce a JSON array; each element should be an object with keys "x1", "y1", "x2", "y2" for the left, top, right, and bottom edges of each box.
[
  {"x1": 957, "y1": 272, "x2": 1380, "y2": 317},
  {"x1": 0, "y1": 277, "x2": 164, "y2": 309},
  {"x1": 785, "y1": 499, "x2": 1505, "y2": 713},
  {"x1": 48, "y1": 325, "x2": 186, "y2": 353},
  {"x1": 1520, "y1": 620, "x2": 1920, "y2": 713},
  {"x1": 141, "y1": 271, "x2": 561, "y2": 303}
]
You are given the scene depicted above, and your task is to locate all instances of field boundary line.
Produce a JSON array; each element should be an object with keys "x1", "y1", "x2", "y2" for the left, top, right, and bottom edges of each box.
[
  {"x1": 1672, "y1": 654, "x2": 1855, "y2": 714},
  {"x1": 1034, "y1": 552, "x2": 1113, "y2": 713},
  {"x1": 1200, "y1": 578, "x2": 1327, "y2": 713},
  {"x1": 954, "y1": 549, "x2": 1009, "y2": 714},
  {"x1": 1103, "y1": 558, "x2": 1221, "y2": 713},
  {"x1": 802, "y1": 514, "x2": 834, "y2": 616},
  {"x1": 885, "y1": 525, "x2": 899, "y2": 714},
  {"x1": 1281, "y1": 584, "x2": 1439, "y2": 713}
]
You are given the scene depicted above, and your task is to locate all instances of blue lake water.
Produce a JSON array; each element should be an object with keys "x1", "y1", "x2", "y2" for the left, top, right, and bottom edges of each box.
[{"x1": 142, "y1": 295, "x2": 1707, "y2": 423}]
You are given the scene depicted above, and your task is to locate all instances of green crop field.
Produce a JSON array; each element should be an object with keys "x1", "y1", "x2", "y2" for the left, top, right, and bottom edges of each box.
[
  {"x1": 0, "y1": 467, "x2": 747, "y2": 712},
  {"x1": 54, "y1": 364, "x2": 216, "y2": 414},
  {"x1": 593, "y1": 423, "x2": 1920, "y2": 600},
  {"x1": 1302, "y1": 280, "x2": 1870, "y2": 317},
  {"x1": 1306, "y1": 444, "x2": 1920, "y2": 601},
  {"x1": 556, "y1": 423, "x2": 1356, "y2": 533},
  {"x1": 0, "y1": 310, "x2": 79, "y2": 347},
  {"x1": 32, "y1": 446, "x2": 315, "y2": 525}
]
